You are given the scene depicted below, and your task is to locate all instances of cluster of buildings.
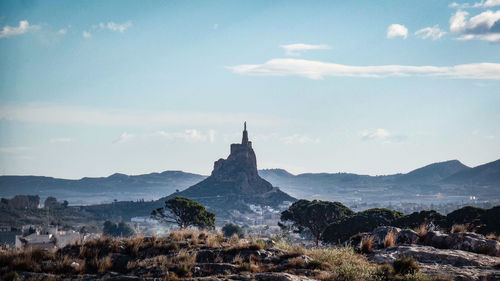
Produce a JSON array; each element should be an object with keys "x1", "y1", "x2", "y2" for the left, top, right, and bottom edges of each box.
[{"x1": 0, "y1": 224, "x2": 98, "y2": 251}]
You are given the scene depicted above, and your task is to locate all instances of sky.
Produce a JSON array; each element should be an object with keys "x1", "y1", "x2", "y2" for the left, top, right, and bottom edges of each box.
[{"x1": 0, "y1": 0, "x2": 499, "y2": 179}]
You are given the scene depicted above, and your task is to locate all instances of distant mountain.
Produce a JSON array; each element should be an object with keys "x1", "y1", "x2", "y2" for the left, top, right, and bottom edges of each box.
[
  {"x1": 1, "y1": 156, "x2": 499, "y2": 206},
  {"x1": 395, "y1": 160, "x2": 470, "y2": 184},
  {"x1": 444, "y1": 159, "x2": 500, "y2": 185},
  {"x1": 0, "y1": 171, "x2": 206, "y2": 205}
]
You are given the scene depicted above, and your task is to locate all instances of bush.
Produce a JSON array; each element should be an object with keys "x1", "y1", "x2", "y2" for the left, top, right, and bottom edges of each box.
[
  {"x1": 394, "y1": 210, "x2": 446, "y2": 229},
  {"x1": 393, "y1": 255, "x2": 419, "y2": 275},
  {"x1": 360, "y1": 236, "x2": 374, "y2": 253},
  {"x1": 102, "y1": 220, "x2": 135, "y2": 237},
  {"x1": 450, "y1": 224, "x2": 468, "y2": 233},
  {"x1": 222, "y1": 223, "x2": 244, "y2": 238},
  {"x1": 322, "y1": 208, "x2": 404, "y2": 244}
]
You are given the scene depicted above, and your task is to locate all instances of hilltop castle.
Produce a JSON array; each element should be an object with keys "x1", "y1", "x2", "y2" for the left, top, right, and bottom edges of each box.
[{"x1": 165, "y1": 122, "x2": 296, "y2": 220}]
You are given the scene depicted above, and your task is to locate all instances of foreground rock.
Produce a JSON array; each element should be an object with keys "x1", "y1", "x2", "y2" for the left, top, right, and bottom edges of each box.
[
  {"x1": 186, "y1": 273, "x2": 316, "y2": 281},
  {"x1": 369, "y1": 245, "x2": 500, "y2": 281}
]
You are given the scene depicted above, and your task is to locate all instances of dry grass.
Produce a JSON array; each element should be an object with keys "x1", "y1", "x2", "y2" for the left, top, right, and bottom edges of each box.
[
  {"x1": 361, "y1": 236, "x2": 374, "y2": 253},
  {"x1": 451, "y1": 224, "x2": 468, "y2": 233},
  {"x1": 98, "y1": 254, "x2": 113, "y2": 273},
  {"x1": 416, "y1": 223, "x2": 428, "y2": 238},
  {"x1": 206, "y1": 232, "x2": 225, "y2": 248},
  {"x1": 232, "y1": 254, "x2": 244, "y2": 265},
  {"x1": 384, "y1": 231, "x2": 396, "y2": 248},
  {"x1": 486, "y1": 233, "x2": 500, "y2": 241}
]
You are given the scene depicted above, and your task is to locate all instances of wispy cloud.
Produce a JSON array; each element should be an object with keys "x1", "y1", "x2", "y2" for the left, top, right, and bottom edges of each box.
[
  {"x1": 82, "y1": 31, "x2": 91, "y2": 38},
  {"x1": 113, "y1": 132, "x2": 134, "y2": 144},
  {"x1": 57, "y1": 26, "x2": 71, "y2": 35},
  {"x1": 280, "y1": 43, "x2": 330, "y2": 56},
  {"x1": 228, "y1": 58, "x2": 500, "y2": 80},
  {"x1": 213, "y1": 23, "x2": 219, "y2": 30},
  {"x1": 281, "y1": 134, "x2": 320, "y2": 144},
  {"x1": 449, "y1": 0, "x2": 500, "y2": 8},
  {"x1": 99, "y1": 21, "x2": 132, "y2": 33},
  {"x1": 0, "y1": 146, "x2": 31, "y2": 154},
  {"x1": 0, "y1": 104, "x2": 284, "y2": 128},
  {"x1": 50, "y1": 137, "x2": 73, "y2": 143},
  {"x1": 450, "y1": 10, "x2": 500, "y2": 42},
  {"x1": 154, "y1": 129, "x2": 216, "y2": 143},
  {"x1": 359, "y1": 129, "x2": 406, "y2": 143},
  {"x1": 415, "y1": 25, "x2": 447, "y2": 40},
  {"x1": 386, "y1": 24, "x2": 408, "y2": 39},
  {"x1": 0, "y1": 20, "x2": 40, "y2": 39}
]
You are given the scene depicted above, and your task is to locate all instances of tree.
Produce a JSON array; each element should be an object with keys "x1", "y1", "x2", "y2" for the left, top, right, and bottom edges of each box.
[
  {"x1": 279, "y1": 199, "x2": 354, "y2": 246},
  {"x1": 322, "y1": 208, "x2": 404, "y2": 244},
  {"x1": 103, "y1": 220, "x2": 135, "y2": 237},
  {"x1": 222, "y1": 223, "x2": 244, "y2": 238},
  {"x1": 151, "y1": 197, "x2": 215, "y2": 229}
]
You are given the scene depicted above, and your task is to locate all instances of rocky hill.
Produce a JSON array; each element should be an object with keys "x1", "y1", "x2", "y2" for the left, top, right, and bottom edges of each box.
[{"x1": 162, "y1": 123, "x2": 295, "y2": 219}]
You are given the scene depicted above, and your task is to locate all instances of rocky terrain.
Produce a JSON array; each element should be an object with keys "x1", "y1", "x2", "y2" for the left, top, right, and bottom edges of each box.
[
  {"x1": 2, "y1": 227, "x2": 500, "y2": 281},
  {"x1": 0, "y1": 229, "x2": 438, "y2": 281},
  {"x1": 354, "y1": 226, "x2": 500, "y2": 281}
]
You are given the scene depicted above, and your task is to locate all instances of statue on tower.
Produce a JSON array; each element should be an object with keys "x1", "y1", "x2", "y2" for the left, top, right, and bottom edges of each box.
[{"x1": 242, "y1": 121, "x2": 249, "y2": 145}]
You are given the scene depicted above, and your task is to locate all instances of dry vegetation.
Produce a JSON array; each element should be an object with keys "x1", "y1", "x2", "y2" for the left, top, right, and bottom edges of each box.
[
  {"x1": 1, "y1": 229, "x2": 441, "y2": 281},
  {"x1": 450, "y1": 224, "x2": 468, "y2": 233}
]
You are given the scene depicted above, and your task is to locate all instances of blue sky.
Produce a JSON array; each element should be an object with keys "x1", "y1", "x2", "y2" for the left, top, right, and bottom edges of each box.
[{"x1": 0, "y1": 0, "x2": 499, "y2": 178}]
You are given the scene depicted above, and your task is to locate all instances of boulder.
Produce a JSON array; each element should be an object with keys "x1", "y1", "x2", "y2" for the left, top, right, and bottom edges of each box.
[
  {"x1": 446, "y1": 232, "x2": 500, "y2": 256},
  {"x1": 371, "y1": 226, "x2": 400, "y2": 248},
  {"x1": 396, "y1": 229, "x2": 420, "y2": 245},
  {"x1": 369, "y1": 245, "x2": 500, "y2": 281},
  {"x1": 423, "y1": 230, "x2": 449, "y2": 249}
]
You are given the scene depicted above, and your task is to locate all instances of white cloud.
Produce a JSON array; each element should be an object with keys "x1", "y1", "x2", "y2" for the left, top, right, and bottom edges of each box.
[
  {"x1": 99, "y1": 21, "x2": 132, "y2": 33},
  {"x1": 359, "y1": 129, "x2": 406, "y2": 143},
  {"x1": 82, "y1": 31, "x2": 91, "y2": 38},
  {"x1": 213, "y1": 23, "x2": 219, "y2": 30},
  {"x1": 281, "y1": 134, "x2": 320, "y2": 144},
  {"x1": 0, "y1": 104, "x2": 284, "y2": 128},
  {"x1": 154, "y1": 129, "x2": 215, "y2": 143},
  {"x1": 228, "y1": 58, "x2": 500, "y2": 80},
  {"x1": 57, "y1": 26, "x2": 71, "y2": 35},
  {"x1": 0, "y1": 20, "x2": 40, "y2": 39},
  {"x1": 386, "y1": 24, "x2": 408, "y2": 39},
  {"x1": 415, "y1": 25, "x2": 447, "y2": 40},
  {"x1": 449, "y1": 0, "x2": 500, "y2": 8},
  {"x1": 113, "y1": 132, "x2": 134, "y2": 144},
  {"x1": 280, "y1": 43, "x2": 330, "y2": 56},
  {"x1": 449, "y1": 10, "x2": 500, "y2": 42},
  {"x1": 50, "y1": 137, "x2": 73, "y2": 143},
  {"x1": 0, "y1": 146, "x2": 31, "y2": 154},
  {"x1": 208, "y1": 130, "x2": 216, "y2": 143}
]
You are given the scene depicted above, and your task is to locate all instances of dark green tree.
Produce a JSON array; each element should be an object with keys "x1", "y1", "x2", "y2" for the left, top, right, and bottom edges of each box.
[
  {"x1": 279, "y1": 199, "x2": 354, "y2": 246},
  {"x1": 151, "y1": 197, "x2": 215, "y2": 229},
  {"x1": 222, "y1": 223, "x2": 244, "y2": 238},
  {"x1": 322, "y1": 208, "x2": 404, "y2": 244},
  {"x1": 102, "y1": 220, "x2": 135, "y2": 237}
]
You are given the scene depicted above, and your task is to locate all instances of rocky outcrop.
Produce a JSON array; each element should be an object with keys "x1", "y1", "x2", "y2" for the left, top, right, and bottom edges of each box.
[
  {"x1": 186, "y1": 273, "x2": 317, "y2": 281},
  {"x1": 369, "y1": 245, "x2": 500, "y2": 281},
  {"x1": 166, "y1": 123, "x2": 296, "y2": 219}
]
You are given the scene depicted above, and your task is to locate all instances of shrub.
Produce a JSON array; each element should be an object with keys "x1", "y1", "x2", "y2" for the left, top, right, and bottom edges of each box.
[
  {"x1": 361, "y1": 236, "x2": 374, "y2": 253},
  {"x1": 451, "y1": 224, "x2": 468, "y2": 233},
  {"x1": 415, "y1": 223, "x2": 428, "y2": 238},
  {"x1": 322, "y1": 208, "x2": 404, "y2": 244},
  {"x1": 222, "y1": 223, "x2": 244, "y2": 238},
  {"x1": 384, "y1": 231, "x2": 396, "y2": 248},
  {"x1": 0, "y1": 271, "x2": 19, "y2": 281},
  {"x1": 394, "y1": 210, "x2": 446, "y2": 229},
  {"x1": 393, "y1": 255, "x2": 419, "y2": 275}
]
